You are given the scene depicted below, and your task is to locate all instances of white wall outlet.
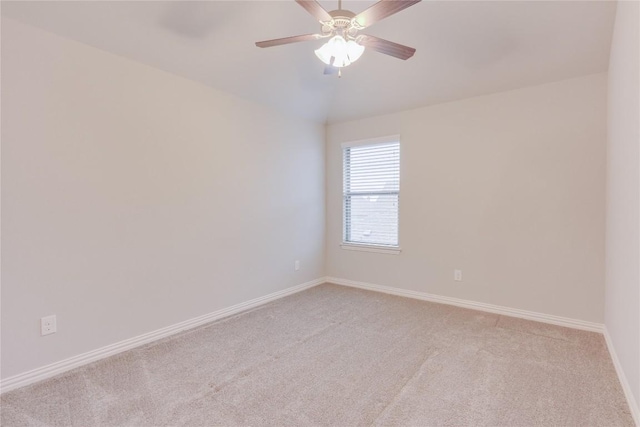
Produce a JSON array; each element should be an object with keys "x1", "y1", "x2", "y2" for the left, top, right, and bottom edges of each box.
[
  {"x1": 454, "y1": 269, "x2": 463, "y2": 282},
  {"x1": 294, "y1": 260, "x2": 300, "y2": 271},
  {"x1": 41, "y1": 315, "x2": 57, "y2": 336}
]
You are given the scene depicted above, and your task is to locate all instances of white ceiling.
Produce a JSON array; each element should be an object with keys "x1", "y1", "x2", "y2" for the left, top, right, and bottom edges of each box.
[{"x1": 2, "y1": 1, "x2": 616, "y2": 123}]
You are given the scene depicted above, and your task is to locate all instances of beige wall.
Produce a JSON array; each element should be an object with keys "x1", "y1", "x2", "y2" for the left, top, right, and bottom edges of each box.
[
  {"x1": 605, "y1": 0, "x2": 640, "y2": 411},
  {"x1": 326, "y1": 74, "x2": 607, "y2": 323},
  {"x1": 1, "y1": 19, "x2": 325, "y2": 380}
]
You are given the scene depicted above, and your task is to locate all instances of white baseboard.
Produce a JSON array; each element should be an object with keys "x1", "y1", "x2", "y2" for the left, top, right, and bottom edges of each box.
[
  {"x1": 326, "y1": 277, "x2": 604, "y2": 333},
  {"x1": 0, "y1": 277, "x2": 325, "y2": 394},
  {"x1": 603, "y1": 328, "x2": 640, "y2": 426}
]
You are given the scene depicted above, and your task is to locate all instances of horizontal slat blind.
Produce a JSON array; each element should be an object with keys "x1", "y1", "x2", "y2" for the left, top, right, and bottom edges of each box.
[{"x1": 343, "y1": 141, "x2": 400, "y2": 246}]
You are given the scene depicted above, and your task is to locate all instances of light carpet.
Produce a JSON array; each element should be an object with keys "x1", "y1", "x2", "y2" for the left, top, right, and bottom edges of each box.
[{"x1": 1, "y1": 283, "x2": 634, "y2": 426}]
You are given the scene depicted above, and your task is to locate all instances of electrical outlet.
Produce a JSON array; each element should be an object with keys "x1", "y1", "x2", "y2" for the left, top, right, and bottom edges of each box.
[
  {"x1": 294, "y1": 260, "x2": 300, "y2": 271},
  {"x1": 454, "y1": 270, "x2": 463, "y2": 282},
  {"x1": 41, "y1": 315, "x2": 57, "y2": 336}
]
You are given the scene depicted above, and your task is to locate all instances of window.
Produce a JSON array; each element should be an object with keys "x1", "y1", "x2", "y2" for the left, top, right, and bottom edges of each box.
[{"x1": 342, "y1": 136, "x2": 400, "y2": 253}]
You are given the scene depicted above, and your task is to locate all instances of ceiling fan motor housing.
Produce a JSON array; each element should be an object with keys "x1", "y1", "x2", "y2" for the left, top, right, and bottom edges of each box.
[{"x1": 322, "y1": 10, "x2": 360, "y2": 39}]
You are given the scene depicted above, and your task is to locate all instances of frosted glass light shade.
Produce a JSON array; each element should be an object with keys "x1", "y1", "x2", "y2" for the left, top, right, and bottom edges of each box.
[
  {"x1": 315, "y1": 40, "x2": 334, "y2": 65},
  {"x1": 346, "y1": 40, "x2": 365, "y2": 62},
  {"x1": 315, "y1": 35, "x2": 365, "y2": 68}
]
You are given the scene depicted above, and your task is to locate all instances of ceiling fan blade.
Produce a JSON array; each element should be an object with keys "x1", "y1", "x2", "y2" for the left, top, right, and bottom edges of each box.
[
  {"x1": 256, "y1": 34, "x2": 323, "y2": 48},
  {"x1": 357, "y1": 34, "x2": 416, "y2": 60},
  {"x1": 295, "y1": 0, "x2": 333, "y2": 23},
  {"x1": 352, "y1": 0, "x2": 421, "y2": 29}
]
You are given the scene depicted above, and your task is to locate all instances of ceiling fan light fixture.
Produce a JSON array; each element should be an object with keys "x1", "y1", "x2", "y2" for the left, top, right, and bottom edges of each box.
[{"x1": 314, "y1": 35, "x2": 364, "y2": 68}]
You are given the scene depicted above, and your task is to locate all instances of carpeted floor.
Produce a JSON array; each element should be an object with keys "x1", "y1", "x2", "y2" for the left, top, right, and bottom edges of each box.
[{"x1": 0, "y1": 283, "x2": 634, "y2": 426}]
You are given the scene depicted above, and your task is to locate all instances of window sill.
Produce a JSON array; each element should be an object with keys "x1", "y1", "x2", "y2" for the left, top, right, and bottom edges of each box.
[{"x1": 340, "y1": 243, "x2": 401, "y2": 255}]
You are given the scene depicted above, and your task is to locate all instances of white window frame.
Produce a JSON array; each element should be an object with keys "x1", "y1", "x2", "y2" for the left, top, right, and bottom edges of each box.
[{"x1": 341, "y1": 135, "x2": 401, "y2": 255}]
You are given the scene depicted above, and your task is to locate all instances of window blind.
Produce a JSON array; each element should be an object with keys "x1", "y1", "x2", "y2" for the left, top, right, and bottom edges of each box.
[{"x1": 343, "y1": 140, "x2": 400, "y2": 247}]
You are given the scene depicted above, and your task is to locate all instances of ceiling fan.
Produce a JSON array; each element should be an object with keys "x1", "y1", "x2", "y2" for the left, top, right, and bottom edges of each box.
[{"x1": 255, "y1": 0, "x2": 421, "y2": 76}]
